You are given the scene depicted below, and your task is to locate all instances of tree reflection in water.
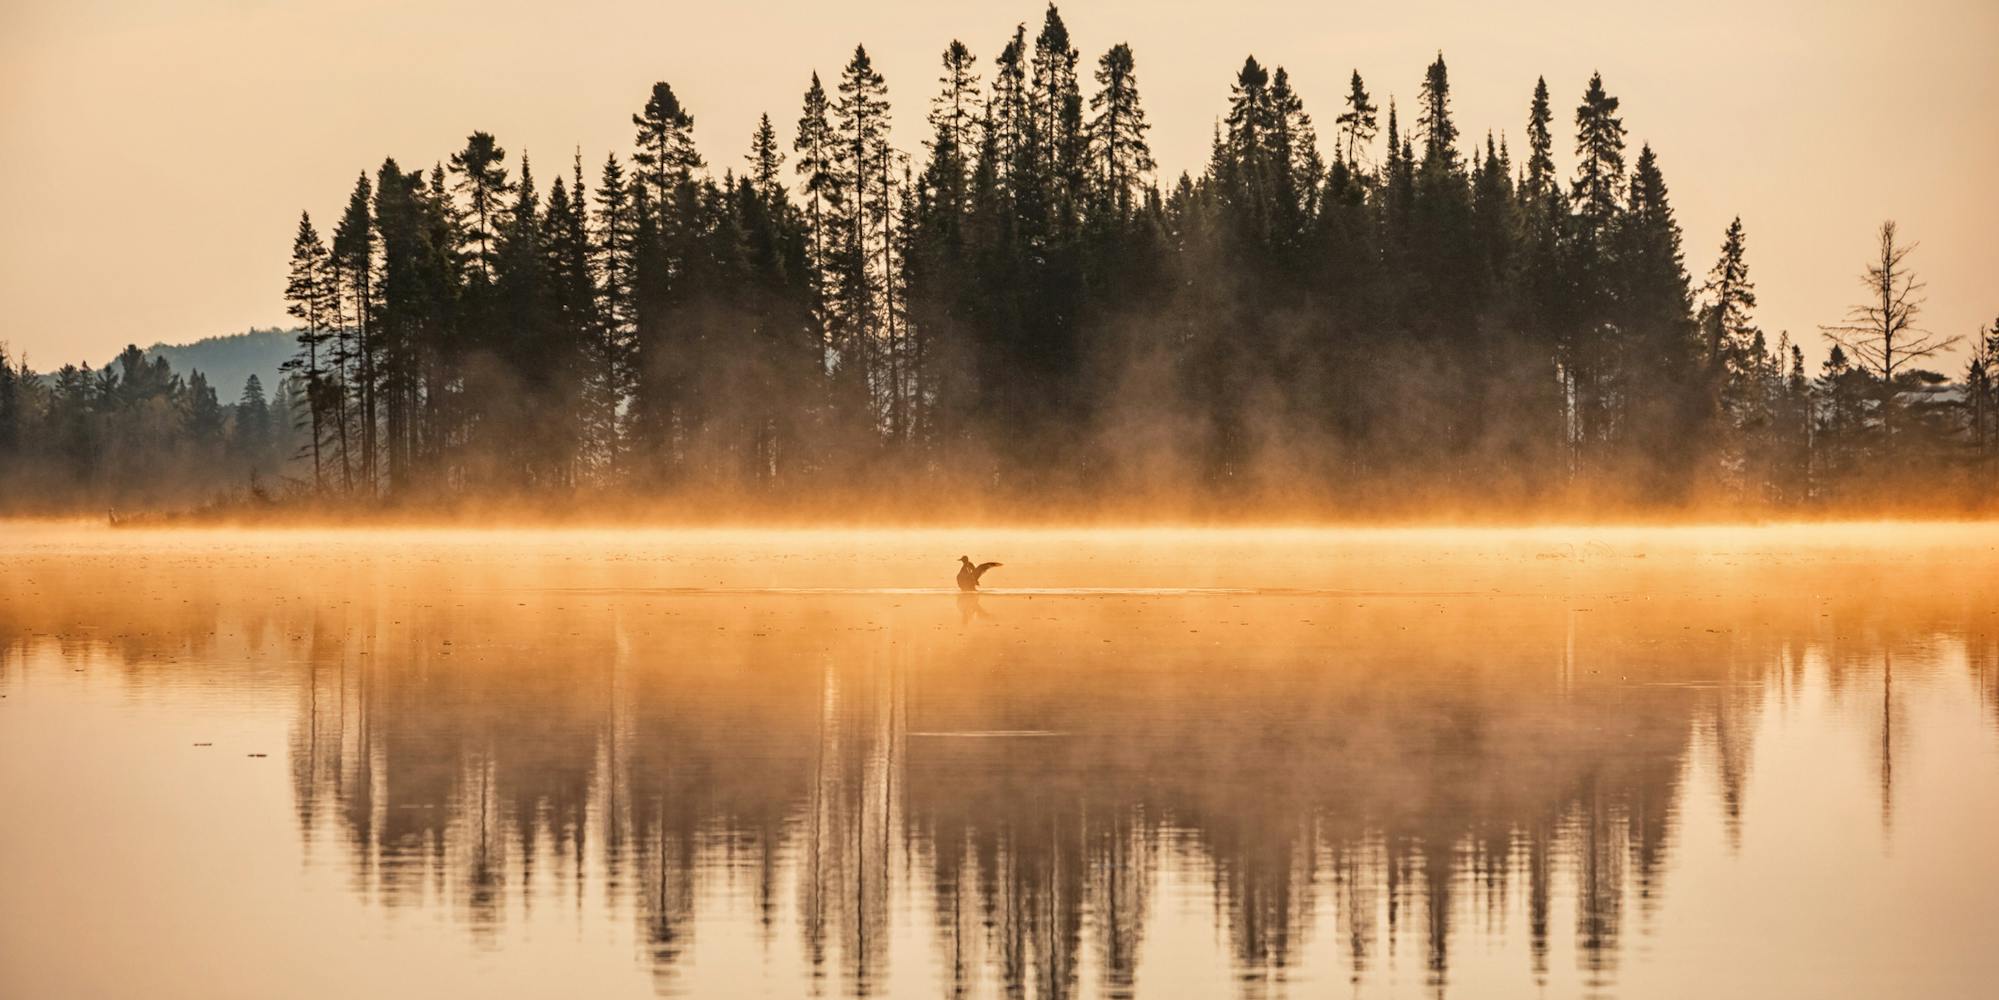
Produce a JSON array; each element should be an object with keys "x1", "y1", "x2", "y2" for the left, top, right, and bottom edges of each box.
[{"x1": 4, "y1": 531, "x2": 1994, "y2": 999}]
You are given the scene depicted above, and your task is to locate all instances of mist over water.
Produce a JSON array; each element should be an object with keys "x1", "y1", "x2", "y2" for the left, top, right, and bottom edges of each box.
[{"x1": 3, "y1": 524, "x2": 1997, "y2": 999}]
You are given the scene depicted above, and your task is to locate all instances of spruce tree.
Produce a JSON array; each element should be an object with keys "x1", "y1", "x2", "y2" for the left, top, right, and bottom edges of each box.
[
  {"x1": 1699, "y1": 216, "x2": 1759, "y2": 463},
  {"x1": 1571, "y1": 73, "x2": 1626, "y2": 238},
  {"x1": 927, "y1": 41, "x2": 982, "y2": 220},
  {"x1": 538, "y1": 157, "x2": 598, "y2": 486},
  {"x1": 793, "y1": 72, "x2": 840, "y2": 366},
  {"x1": 282, "y1": 211, "x2": 331, "y2": 490},
  {"x1": 831, "y1": 44, "x2": 894, "y2": 436},
  {"x1": 591, "y1": 153, "x2": 637, "y2": 476},
  {"x1": 632, "y1": 82, "x2": 702, "y2": 210},
  {"x1": 1616, "y1": 144, "x2": 1697, "y2": 487},
  {"x1": 1566, "y1": 72, "x2": 1627, "y2": 468},
  {"x1": 1030, "y1": 4, "x2": 1084, "y2": 227},
  {"x1": 332, "y1": 172, "x2": 378, "y2": 492},
  {"x1": 236, "y1": 373, "x2": 272, "y2": 464},
  {"x1": 1087, "y1": 42, "x2": 1153, "y2": 220},
  {"x1": 1416, "y1": 53, "x2": 1459, "y2": 169},
  {"x1": 991, "y1": 25, "x2": 1029, "y2": 189},
  {"x1": 1522, "y1": 77, "x2": 1555, "y2": 199},
  {"x1": 448, "y1": 131, "x2": 512, "y2": 283},
  {"x1": 182, "y1": 370, "x2": 224, "y2": 445},
  {"x1": 1335, "y1": 71, "x2": 1378, "y2": 168}
]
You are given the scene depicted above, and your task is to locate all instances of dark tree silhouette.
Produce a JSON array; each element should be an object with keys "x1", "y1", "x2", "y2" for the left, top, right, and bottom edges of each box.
[{"x1": 5, "y1": 3, "x2": 1992, "y2": 516}]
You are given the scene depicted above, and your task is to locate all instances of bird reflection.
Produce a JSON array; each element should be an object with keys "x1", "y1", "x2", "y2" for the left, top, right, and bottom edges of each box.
[{"x1": 955, "y1": 592, "x2": 988, "y2": 625}]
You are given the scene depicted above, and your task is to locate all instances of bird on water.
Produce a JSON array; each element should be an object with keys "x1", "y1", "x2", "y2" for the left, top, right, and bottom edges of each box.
[{"x1": 957, "y1": 556, "x2": 1002, "y2": 592}]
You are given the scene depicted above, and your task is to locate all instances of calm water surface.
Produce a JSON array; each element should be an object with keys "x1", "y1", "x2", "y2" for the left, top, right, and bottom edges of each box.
[{"x1": 2, "y1": 524, "x2": 1997, "y2": 999}]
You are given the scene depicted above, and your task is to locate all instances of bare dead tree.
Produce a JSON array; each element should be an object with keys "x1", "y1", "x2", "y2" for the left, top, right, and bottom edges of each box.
[
  {"x1": 1818, "y1": 221, "x2": 1958, "y2": 441},
  {"x1": 1820, "y1": 221, "x2": 1957, "y2": 381}
]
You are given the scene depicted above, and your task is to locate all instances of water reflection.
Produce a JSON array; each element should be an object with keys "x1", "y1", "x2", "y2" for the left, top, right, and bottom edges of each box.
[{"x1": 3, "y1": 530, "x2": 1997, "y2": 999}]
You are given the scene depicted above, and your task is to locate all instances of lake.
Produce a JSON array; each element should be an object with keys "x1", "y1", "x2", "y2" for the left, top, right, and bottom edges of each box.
[{"x1": 2, "y1": 523, "x2": 1996, "y2": 999}]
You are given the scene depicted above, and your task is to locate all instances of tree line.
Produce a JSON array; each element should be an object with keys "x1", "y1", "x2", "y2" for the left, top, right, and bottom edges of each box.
[
  {"x1": 0, "y1": 343, "x2": 292, "y2": 510},
  {"x1": 4, "y1": 3, "x2": 1996, "y2": 514}
]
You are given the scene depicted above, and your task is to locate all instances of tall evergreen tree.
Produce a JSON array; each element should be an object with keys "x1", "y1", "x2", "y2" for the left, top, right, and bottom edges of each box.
[
  {"x1": 1335, "y1": 71, "x2": 1378, "y2": 168},
  {"x1": 1615, "y1": 144, "x2": 1697, "y2": 488},
  {"x1": 830, "y1": 44, "x2": 895, "y2": 438},
  {"x1": 590, "y1": 153, "x2": 637, "y2": 477},
  {"x1": 1566, "y1": 72, "x2": 1627, "y2": 469},
  {"x1": 1571, "y1": 73, "x2": 1626, "y2": 238},
  {"x1": 332, "y1": 172, "x2": 378, "y2": 492},
  {"x1": 1416, "y1": 53, "x2": 1459, "y2": 169},
  {"x1": 235, "y1": 373, "x2": 272, "y2": 468},
  {"x1": 282, "y1": 211, "x2": 332, "y2": 490},
  {"x1": 1087, "y1": 43, "x2": 1153, "y2": 220},
  {"x1": 1030, "y1": 3, "x2": 1085, "y2": 228},
  {"x1": 1698, "y1": 216, "x2": 1761, "y2": 493},
  {"x1": 182, "y1": 369, "x2": 224, "y2": 446},
  {"x1": 991, "y1": 25, "x2": 1030, "y2": 189},
  {"x1": 448, "y1": 131, "x2": 512, "y2": 283},
  {"x1": 793, "y1": 71, "x2": 841, "y2": 372},
  {"x1": 632, "y1": 82, "x2": 702, "y2": 209}
]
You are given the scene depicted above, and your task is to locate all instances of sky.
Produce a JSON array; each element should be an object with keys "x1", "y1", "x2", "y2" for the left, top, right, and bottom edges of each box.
[{"x1": 2, "y1": 0, "x2": 1994, "y2": 371}]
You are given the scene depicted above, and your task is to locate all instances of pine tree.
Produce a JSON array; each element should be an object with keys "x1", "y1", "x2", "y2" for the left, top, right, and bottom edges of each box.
[
  {"x1": 448, "y1": 131, "x2": 512, "y2": 283},
  {"x1": 1335, "y1": 71, "x2": 1378, "y2": 168},
  {"x1": 1222, "y1": 56, "x2": 1277, "y2": 243},
  {"x1": 1508, "y1": 77, "x2": 1570, "y2": 480},
  {"x1": 282, "y1": 211, "x2": 331, "y2": 490},
  {"x1": 632, "y1": 82, "x2": 702, "y2": 210},
  {"x1": 332, "y1": 172, "x2": 378, "y2": 493},
  {"x1": 182, "y1": 369, "x2": 224, "y2": 445},
  {"x1": 910, "y1": 41, "x2": 985, "y2": 458},
  {"x1": 1269, "y1": 67, "x2": 1318, "y2": 243},
  {"x1": 538, "y1": 156, "x2": 598, "y2": 486},
  {"x1": 831, "y1": 44, "x2": 895, "y2": 437},
  {"x1": 591, "y1": 154, "x2": 637, "y2": 476},
  {"x1": 370, "y1": 157, "x2": 453, "y2": 493},
  {"x1": 1815, "y1": 343, "x2": 1868, "y2": 491},
  {"x1": 793, "y1": 71, "x2": 841, "y2": 372},
  {"x1": 991, "y1": 25, "x2": 1029, "y2": 189},
  {"x1": 748, "y1": 114, "x2": 785, "y2": 203},
  {"x1": 1700, "y1": 218, "x2": 1757, "y2": 390},
  {"x1": 1416, "y1": 53, "x2": 1459, "y2": 170},
  {"x1": 1571, "y1": 73, "x2": 1626, "y2": 238},
  {"x1": 1030, "y1": 4, "x2": 1084, "y2": 227},
  {"x1": 236, "y1": 373, "x2": 272, "y2": 465},
  {"x1": 1566, "y1": 72, "x2": 1627, "y2": 470},
  {"x1": 928, "y1": 41, "x2": 983, "y2": 219},
  {"x1": 1522, "y1": 77, "x2": 1556, "y2": 199},
  {"x1": 1616, "y1": 144, "x2": 1697, "y2": 485},
  {"x1": 1087, "y1": 42, "x2": 1153, "y2": 220},
  {"x1": 490, "y1": 153, "x2": 552, "y2": 483},
  {"x1": 1698, "y1": 216, "x2": 1761, "y2": 494}
]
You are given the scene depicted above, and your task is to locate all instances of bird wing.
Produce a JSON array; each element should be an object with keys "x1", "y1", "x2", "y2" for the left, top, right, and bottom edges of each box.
[{"x1": 974, "y1": 562, "x2": 1002, "y2": 577}]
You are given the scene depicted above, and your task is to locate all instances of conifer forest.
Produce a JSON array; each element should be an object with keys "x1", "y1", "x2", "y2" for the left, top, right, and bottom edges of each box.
[{"x1": 3, "y1": 4, "x2": 1994, "y2": 516}]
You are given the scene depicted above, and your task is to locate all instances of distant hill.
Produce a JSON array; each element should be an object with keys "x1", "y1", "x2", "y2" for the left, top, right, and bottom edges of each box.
[{"x1": 111, "y1": 328, "x2": 296, "y2": 398}]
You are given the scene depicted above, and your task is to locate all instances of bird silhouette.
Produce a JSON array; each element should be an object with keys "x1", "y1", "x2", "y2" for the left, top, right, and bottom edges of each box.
[{"x1": 957, "y1": 556, "x2": 1002, "y2": 592}]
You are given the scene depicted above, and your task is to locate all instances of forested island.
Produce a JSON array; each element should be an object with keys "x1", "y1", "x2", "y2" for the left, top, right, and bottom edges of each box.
[{"x1": 2, "y1": 4, "x2": 1995, "y2": 518}]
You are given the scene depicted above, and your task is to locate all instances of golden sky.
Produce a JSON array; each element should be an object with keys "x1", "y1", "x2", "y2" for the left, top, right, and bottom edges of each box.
[{"x1": 2, "y1": 0, "x2": 1993, "y2": 371}]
